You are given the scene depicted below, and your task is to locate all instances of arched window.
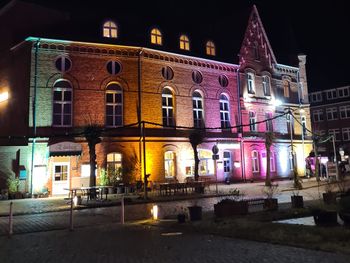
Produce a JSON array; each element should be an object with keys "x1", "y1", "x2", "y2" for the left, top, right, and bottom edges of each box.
[
  {"x1": 252, "y1": 150, "x2": 259, "y2": 172},
  {"x1": 151, "y1": 28, "x2": 162, "y2": 45},
  {"x1": 106, "y1": 83, "x2": 123, "y2": 127},
  {"x1": 103, "y1": 21, "x2": 117, "y2": 38},
  {"x1": 219, "y1": 94, "x2": 230, "y2": 128},
  {"x1": 247, "y1": 72, "x2": 255, "y2": 94},
  {"x1": 249, "y1": 111, "x2": 257, "y2": 132},
  {"x1": 283, "y1": 80, "x2": 290, "y2": 97},
  {"x1": 164, "y1": 151, "x2": 176, "y2": 178},
  {"x1": 162, "y1": 88, "x2": 174, "y2": 126},
  {"x1": 262, "y1": 75, "x2": 270, "y2": 96},
  {"x1": 53, "y1": 80, "x2": 72, "y2": 127},
  {"x1": 193, "y1": 91, "x2": 204, "y2": 128},
  {"x1": 107, "y1": 152, "x2": 122, "y2": 181},
  {"x1": 206, "y1": 41, "x2": 215, "y2": 56},
  {"x1": 179, "y1": 35, "x2": 190, "y2": 50}
]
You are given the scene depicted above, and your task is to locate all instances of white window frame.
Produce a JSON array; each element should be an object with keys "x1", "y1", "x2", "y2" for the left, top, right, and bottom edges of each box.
[
  {"x1": 206, "y1": 41, "x2": 215, "y2": 56},
  {"x1": 340, "y1": 105, "x2": 350, "y2": 119},
  {"x1": 342, "y1": 128, "x2": 350, "y2": 141},
  {"x1": 328, "y1": 129, "x2": 340, "y2": 141},
  {"x1": 270, "y1": 152, "x2": 276, "y2": 172},
  {"x1": 223, "y1": 151, "x2": 231, "y2": 173},
  {"x1": 326, "y1": 89, "x2": 337, "y2": 100},
  {"x1": 193, "y1": 92, "x2": 204, "y2": 128},
  {"x1": 310, "y1": 92, "x2": 322, "y2": 102},
  {"x1": 53, "y1": 81, "x2": 72, "y2": 127},
  {"x1": 107, "y1": 152, "x2": 122, "y2": 180},
  {"x1": 265, "y1": 112, "x2": 273, "y2": 132},
  {"x1": 312, "y1": 109, "x2": 324, "y2": 122},
  {"x1": 249, "y1": 111, "x2": 257, "y2": 132},
  {"x1": 164, "y1": 151, "x2": 176, "y2": 178},
  {"x1": 262, "y1": 75, "x2": 271, "y2": 96},
  {"x1": 198, "y1": 149, "x2": 214, "y2": 176},
  {"x1": 338, "y1": 86, "x2": 349, "y2": 98},
  {"x1": 247, "y1": 73, "x2": 255, "y2": 94},
  {"x1": 179, "y1": 35, "x2": 190, "y2": 50},
  {"x1": 252, "y1": 150, "x2": 259, "y2": 172},
  {"x1": 220, "y1": 94, "x2": 230, "y2": 128},
  {"x1": 326, "y1": 107, "x2": 338, "y2": 121},
  {"x1": 162, "y1": 88, "x2": 174, "y2": 126},
  {"x1": 103, "y1": 21, "x2": 117, "y2": 38},
  {"x1": 106, "y1": 84, "x2": 123, "y2": 127}
]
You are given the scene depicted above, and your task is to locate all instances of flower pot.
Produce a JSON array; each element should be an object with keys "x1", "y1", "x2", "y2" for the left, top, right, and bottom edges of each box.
[
  {"x1": 323, "y1": 192, "x2": 337, "y2": 205},
  {"x1": 312, "y1": 209, "x2": 338, "y2": 226},
  {"x1": 263, "y1": 198, "x2": 278, "y2": 211},
  {"x1": 177, "y1": 213, "x2": 186, "y2": 223},
  {"x1": 214, "y1": 201, "x2": 248, "y2": 218},
  {"x1": 188, "y1": 206, "x2": 202, "y2": 221},
  {"x1": 291, "y1": 195, "x2": 304, "y2": 208}
]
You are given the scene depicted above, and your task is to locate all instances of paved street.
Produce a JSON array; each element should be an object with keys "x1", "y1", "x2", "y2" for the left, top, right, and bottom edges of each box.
[{"x1": 1, "y1": 222, "x2": 350, "y2": 263}]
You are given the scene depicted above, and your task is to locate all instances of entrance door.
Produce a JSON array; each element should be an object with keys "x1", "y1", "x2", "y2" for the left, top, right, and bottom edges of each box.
[
  {"x1": 52, "y1": 163, "x2": 69, "y2": 195},
  {"x1": 223, "y1": 151, "x2": 232, "y2": 181}
]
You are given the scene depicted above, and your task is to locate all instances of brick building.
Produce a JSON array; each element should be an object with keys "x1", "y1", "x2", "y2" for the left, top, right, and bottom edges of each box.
[{"x1": 0, "y1": 1, "x2": 312, "y2": 196}]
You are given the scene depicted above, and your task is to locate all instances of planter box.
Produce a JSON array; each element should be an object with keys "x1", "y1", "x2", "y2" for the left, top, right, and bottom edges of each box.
[
  {"x1": 263, "y1": 198, "x2": 278, "y2": 211},
  {"x1": 323, "y1": 192, "x2": 337, "y2": 205},
  {"x1": 214, "y1": 201, "x2": 248, "y2": 218},
  {"x1": 188, "y1": 206, "x2": 202, "y2": 221},
  {"x1": 312, "y1": 209, "x2": 338, "y2": 226},
  {"x1": 291, "y1": 195, "x2": 304, "y2": 208}
]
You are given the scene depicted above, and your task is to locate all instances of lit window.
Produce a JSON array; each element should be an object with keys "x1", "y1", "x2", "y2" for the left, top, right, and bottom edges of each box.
[
  {"x1": 262, "y1": 75, "x2": 270, "y2": 96},
  {"x1": 252, "y1": 150, "x2": 259, "y2": 172},
  {"x1": 164, "y1": 151, "x2": 176, "y2": 178},
  {"x1": 106, "y1": 83, "x2": 123, "y2": 127},
  {"x1": 283, "y1": 80, "x2": 290, "y2": 97},
  {"x1": 162, "y1": 88, "x2": 174, "y2": 126},
  {"x1": 249, "y1": 111, "x2": 257, "y2": 132},
  {"x1": 198, "y1": 150, "x2": 214, "y2": 175},
  {"x1": 247, "y1": 73, "x2": 255, "y2": 94},
  {"x1": 106, "y1": 61, "x2": 122, "y2": 75},
  {"x1": 151, "y1": 28, "x2": 162, "y2": 45},
  {"x1": 206, "y1": 41, "x2": 216, "y2": 56},
  {"x1": 219, "y1": 94, "x2": 230, "y2": 128},
  {"x1": 265, "y1": 112, "x2": 273, "y2": 132},
  {"x1": 53, "y1": 80, "x2": 72, "y2": 127},
  {"x1": 107, "y1": 153, "x2": 122, "y2": 181},
  {"x1": 193, "y1": 91, "x2": 204, "y2": 128},
  {"x1": 55, "y1": 56, "x2": 72, "y2": 72},
  {"x1": 342, "y1": 128, "x2": 350, "y2": 141},
  {"x1": 340, "y1": 106, "x2": 350, "y2": 119},
  {"x1": 326, "y1": 107, "x2": 338, "y2": 121},
  {"x1": 179, "y1": 35, "x2": 190, "y2": 50},
  {"x1": 103, "y1": 21, "x2": 118, "y2": 38}
]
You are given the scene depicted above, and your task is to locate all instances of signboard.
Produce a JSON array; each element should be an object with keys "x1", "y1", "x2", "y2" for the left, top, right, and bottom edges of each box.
[
  {"x1": 49, "y1": 141, "x2": 82, "y2": 156},
  {"x1": 212, "y1": 154, "x2": 219, "y2": 160}
]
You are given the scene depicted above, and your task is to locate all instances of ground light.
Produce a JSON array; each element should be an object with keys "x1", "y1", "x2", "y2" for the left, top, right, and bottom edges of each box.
[{"x1": 151, "y1": 205, "x2": 158, "y2": 220}]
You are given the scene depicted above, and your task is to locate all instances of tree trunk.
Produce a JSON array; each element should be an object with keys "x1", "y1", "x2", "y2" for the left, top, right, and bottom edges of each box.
[
  {"x1": 266, "y1": 145, "x2": 271, "y2": 186},
  {"x1": 194, "y1": 145, "x2": 200, "y2": 181},
  {"x1": 88, "y1": 141, "x2": 97, "y2": 187}
]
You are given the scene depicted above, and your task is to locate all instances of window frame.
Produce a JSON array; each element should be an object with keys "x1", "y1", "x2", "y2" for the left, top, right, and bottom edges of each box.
[
  {"x1": 179, "y1": 35, "x2": 190, "y2": 50},
  {"x1": 252, "y1": 150, "x2": 259, "y2": 173},
  {"x1": 340, "y1": 105, "x2": 350, "y2": 119},
  {"x1": 151, "y1": 28, "x2": 162, "y2": 45},
  {"x1": 52, "y1": 80, "x2": 73, "y2": 127},
  {"x1": 249, "y1": 111, "x2": 257, "y2": 132},
  {"x1": 265, "y1": 112, "x2": 273, "y2": 132},
  {"x1": 247, "y1": 72, "x2": 255, "y2": 94},
  {"x1": 162, "y1": 88, "x2": 175, "y2": 127},
  {"x1": 103, "y1": 20, "x2": 118, "y2": 38},
  {"x1": 326, "y1": 107, "x2": 338, "y2": 121},
  {"x1": 283, "y1": 79, "x2": 290, "y2": 98},
  {"x1": 262, "y1": 75, "x2": 271, "y2": 96},
  {"x1": 105, "y1": 83, "x2": 123, "y2": 127},
  {"x1": 106, "y1": 152, "x2": 122, "y2": 181},
  {"x1": 312, "y1": 109, "x2": 324, "y2": 122},
  {"x1": 219, "y1": 94, "x2": 230, "y2": 129},
  {"x1": 342, "y1": 128, "x2": 350, "y2": 141},
  {"x1": 164, "y1": 151, "x2": 176, "y2": 178},
  {"x1": 206, "y1": 41, "x2": 216, "y2": 56},
  {"x1": 192, "y1": 91, "x2": 204, "y2": 128}
]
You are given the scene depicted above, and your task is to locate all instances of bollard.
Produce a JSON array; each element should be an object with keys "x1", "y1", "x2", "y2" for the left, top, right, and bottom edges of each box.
[
  {"x1": 121, "y1": 196, "x2": 125, "y2": 224},
  {"x1": 8, "y1": 201, "x2": 13, "y2": 237},
  {"x1": 69, "y1": 196, "x2": 74, "y2": 231}
]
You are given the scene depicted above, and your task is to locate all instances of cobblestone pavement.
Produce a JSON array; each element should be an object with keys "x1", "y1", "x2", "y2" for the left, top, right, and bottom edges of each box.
[{"x1": 1, "y1": 222, "x2": 350, "y2": 263}]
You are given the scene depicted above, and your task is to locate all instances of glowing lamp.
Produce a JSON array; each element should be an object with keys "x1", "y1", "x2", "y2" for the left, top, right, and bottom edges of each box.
[
  {"x1": 273, "y1": 99, "x2": 282, "y2": 107},
  {"x1": 0, "y1": 91, "x2": 9, "y2": 103},
  {"x1": 233, "y1": 162, "x2": 241, "y2": 168},
  {"x1": 151, "y1": 205, "x2": 158, "y2": 220},
  {"x1": 299, "y1": 108, "x2": 305, "y2": 113}
]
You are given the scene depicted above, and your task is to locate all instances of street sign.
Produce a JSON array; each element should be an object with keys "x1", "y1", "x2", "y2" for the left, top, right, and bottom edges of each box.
[
  {"x1": 212, "y1": 154, "x2": 219, "y2": 160},
  {"x1": 212, "y1": 144, "x2": 219, "y2": 154}
]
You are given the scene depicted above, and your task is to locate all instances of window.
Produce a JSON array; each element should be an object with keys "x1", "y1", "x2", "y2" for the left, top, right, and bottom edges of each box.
[
  {"x1": 283, "y1": 80, "x2": 290, "y2": 98},
  {"x1": 106, "y1": 83, "x2": 123, "y2": 127},
  {"x1": 106, "y1": 61, "x2": 122, "y2": 75},
  {"x1": 310, "y1": 92, "x2": 322, "y2": 102},
  {"x1": 265, "y1": 112, "x2": 273, "y2": 132},
  {"x1": 179, "y1": 35, "x2": 190, "y2": 50},
  {"x1": 151, "y1": 28, "x2": 162, "y2": 45},
  {"x1": 247, "y1": 73, "x2": 255, "y2": 94},
  {"x1": 81, "y1": 164, "x2": 97, "y2": 178},
  {"x1": 312, "y1": 109, "x2": 324, "y2": 122},
  {"x1": 53, "y1": 80, "x2": 72, "y2": 127},
  {"x1": 54, "y1": 164, "x2": 68, "y2": 181},
  {"x1": 252, "y1": 150, "x2": 259, "y2": 172},
  {"x1": 55, "y1": 56, "x2": 72, "y2": 72},
  {"x1": 223, "y1": 151, "x2": 231, "y2": 173},
  {"x1": 253, "y1": 42, "x2": 260, "y2": 60},
  {"x1": 161, "y1": 66, "x2": 174, "y2": 80},
  {"x1": 219, "y1": 94, "x2": 230, "y2": 128},
  {"x1": 262, "y1": 75, "x2": 271, "y2": 96},
  {"x1": 162, "y1": 88, "x2": 174, "y2": 126},
  {"x1": 249, "y1": 111, "x2": 257, "y2": 132},
  {"x1": 218, "y1": 75, "x2": 229, "y2": 87},
  {"x1": 193, "y1": 91, "x2": 204, "y2": 128},
  {"x1": 326, "y1": 107, "x2": 338, "y2": 120},
  {"x1": 206, "y1": 41, "x2": 215, "y2": 56},
  {"x1": 343, "y1": 128, "x2": 350, "y2": 141},
  {"x1": 338, "y1": 87, "x2": 349, "y2": 98},
  {"x1": 164, "y1": 151, "x2": 176, "y2": 178},
  {"x1": 103, "y1": 21, "x2": 117, "y2": 38},
  {"x1": 192, "y1": 70, "x2": 203, "y2": 84},
  {"x1": 326, "y1": 90, "x2": 337, "y2": 100},
  {"x1": 328, "y1": 129, "x2": 340, "y2": 141},
  {"x1": 198, "y1": 150, "x2": 214, "y2": 175},
  {"x1": 340, "y1": 105, "x2": 350, "y2": 119},
  {"x1": 107, "y1": 153, "x2": 122, "y2": 180}
]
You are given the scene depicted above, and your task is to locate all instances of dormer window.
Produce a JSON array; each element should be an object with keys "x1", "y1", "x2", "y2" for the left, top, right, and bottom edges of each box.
[
  {"x1": 151, "y1": 28, "x2": 162, "y2": 45},
  {"x1": 206, "y1": 41, "x2": 215, "y2": 56},
  {"x1": 179, "y1": 35, "x2": 190, "y2": 50},
  {"x1": 103, "y1": 21, "x2": 117, "y2": 38}
]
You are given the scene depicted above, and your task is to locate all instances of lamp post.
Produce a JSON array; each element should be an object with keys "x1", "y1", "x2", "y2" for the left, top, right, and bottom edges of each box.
[
  {"x1": 212, "y1": 144, "x2": 219, "y2": 195},
  {"x1": 331, "y1": 135, "x2": 339, "y2": 181}
]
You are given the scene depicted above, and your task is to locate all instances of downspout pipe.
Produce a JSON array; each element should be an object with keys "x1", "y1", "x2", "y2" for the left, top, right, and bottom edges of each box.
[
  {"x1": 138, "y1": 48, "x2": 143, "y2": 181},
  {"x1": 236, "y1": 65, "x2": 245, "y2": 182},
  {"x1": 30, "y1": 38, "x2": 40, "y2": 196}
]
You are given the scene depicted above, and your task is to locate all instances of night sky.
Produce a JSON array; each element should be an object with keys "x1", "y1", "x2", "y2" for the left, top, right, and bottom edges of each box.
[{"x1": 2, "y1": 0, "x2": 349, "y2": 91}]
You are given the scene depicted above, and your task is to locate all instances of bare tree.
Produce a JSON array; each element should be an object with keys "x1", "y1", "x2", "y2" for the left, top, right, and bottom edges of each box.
[
  {"x1": 189, "y1": 130, "x2": 204, "y2": 182},
  {"x1": 84, "y1": 125, "x2": 102, "y2": 187},
  {"x1": 265, "y1": 132, "x2": 275, "y2": 186}
]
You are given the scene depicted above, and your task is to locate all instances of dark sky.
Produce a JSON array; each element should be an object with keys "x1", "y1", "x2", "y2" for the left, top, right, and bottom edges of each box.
[{"x1": 2, "y1": 0, "x2": 350, "y2": 91}]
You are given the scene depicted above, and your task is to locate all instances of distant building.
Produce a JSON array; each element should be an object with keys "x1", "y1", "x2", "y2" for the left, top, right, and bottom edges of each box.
[{"x1": 0, "y1": 1, "x2": 312, "y2": 195}]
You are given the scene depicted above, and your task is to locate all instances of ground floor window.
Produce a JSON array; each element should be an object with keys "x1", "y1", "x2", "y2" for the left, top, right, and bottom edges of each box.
[
  {"x1": 164, "y1": 151, "x2": 176, "y2": 178},
  {"x1": 54, "y1": 164, "x2": 68, "y2": 181},
  {"x1": 252, "y1": 150, "x2": 259, "y2": 172},
  {"x1": 199, "y1": 149, "x2": 214, "y2": 175},
  {"x1": 223, "y1": 151, "x2": 231, "y2": 173},
  {"x1": 107, "y1": 152, "x2": 122, "y2": 181}
]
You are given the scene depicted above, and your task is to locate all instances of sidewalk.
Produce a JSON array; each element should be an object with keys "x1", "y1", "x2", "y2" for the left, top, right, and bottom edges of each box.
[{"x1": 0, "y1": 177, "x2": 345, "y2": 217}]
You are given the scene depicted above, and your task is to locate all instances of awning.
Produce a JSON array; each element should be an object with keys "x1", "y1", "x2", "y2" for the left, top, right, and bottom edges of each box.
[{"x1": 49, "y1": 141, "x2": 82, "y2": 157}]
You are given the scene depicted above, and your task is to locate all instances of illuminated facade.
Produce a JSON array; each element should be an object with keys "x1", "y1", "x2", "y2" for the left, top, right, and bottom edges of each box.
[{"x1": 0, "y1": 2, "x2": 312, "y2": 195}]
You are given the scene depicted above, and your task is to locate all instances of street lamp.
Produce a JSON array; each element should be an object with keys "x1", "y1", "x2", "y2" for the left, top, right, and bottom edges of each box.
[{"x1": 0, "y1": 91, "x2": 9, "y2": 103}]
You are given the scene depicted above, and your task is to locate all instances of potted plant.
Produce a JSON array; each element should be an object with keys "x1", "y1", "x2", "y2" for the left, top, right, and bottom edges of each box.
[
  {"x1": 214, "y1": 189, "x2": 248, "y2": 217},
  {"x1": 100, "y1": 168, "x2": 113, "y2": 194},
  {"x1": 188, "y1": 200, "x2": 202, "y2": 221},
  {"x1": 291, "y1": 188, "x2": 304, "y2": 209},
  {"x1": 262, "y1": 183, "x2": 279, "y2": 211},
  {"x1": 7, "y1": 177, "x2": 20, "y2": 199}
]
